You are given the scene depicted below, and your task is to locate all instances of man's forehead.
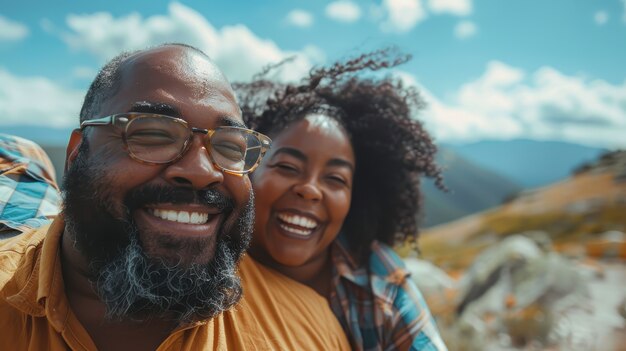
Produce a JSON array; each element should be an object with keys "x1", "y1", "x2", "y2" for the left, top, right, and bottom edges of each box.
[
  {"x1": 120, "y1": 46, "x2": 229, "y2": 87},
  {"x1": 99, "y1": 45, "x2": 242, "y2": 123}
]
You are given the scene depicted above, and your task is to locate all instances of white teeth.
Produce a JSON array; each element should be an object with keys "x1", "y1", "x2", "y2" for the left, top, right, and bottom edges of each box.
[
  {"x1": 277, "y1": 213, "x2": 318, "y2": 229},
  {"x1": 178, "y1": 211, "x2": 190, "y2": 223},
  {"x1": 191, "y1": 212, "x2": 201, "y2": 223},
  {"x1": 149, "y1": 209, "x2": 209, "y2": 224},
  {"x1": 279, "y1": 224, "x2": 314, "y2": 236},
  {"x1": 167, "y1": 211, "x2": 177, "y2": 221}
]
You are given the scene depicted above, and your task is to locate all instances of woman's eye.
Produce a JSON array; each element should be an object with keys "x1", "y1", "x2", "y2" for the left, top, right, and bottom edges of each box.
[
  {"x1": 328, "y1": 175, "x2": 348, "y2": 186},
  {"x1": 270, "y1": 163, "x2": 302, "y2": 176},
  {"x1": 275, "y1": 163, "x2": 298, "y2": 172}
]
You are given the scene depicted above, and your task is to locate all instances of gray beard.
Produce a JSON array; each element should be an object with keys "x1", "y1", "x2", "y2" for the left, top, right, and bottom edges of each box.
[{"x1": 95, "y1": 229, "x2": 241, "y2": 324}]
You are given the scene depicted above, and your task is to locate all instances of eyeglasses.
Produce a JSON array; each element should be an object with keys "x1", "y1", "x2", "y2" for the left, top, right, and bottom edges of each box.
[{"x1": 80, "y1": 113, "x2": 271, "y2": 175}]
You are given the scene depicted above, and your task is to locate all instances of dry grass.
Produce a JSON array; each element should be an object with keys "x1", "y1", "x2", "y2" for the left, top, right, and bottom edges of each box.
[{"x1": 409, "y1": 203, "x2": 626, "y2": 270}]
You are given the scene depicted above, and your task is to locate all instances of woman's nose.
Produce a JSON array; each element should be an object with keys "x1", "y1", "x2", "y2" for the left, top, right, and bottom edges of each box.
[{"x1": 293, "y1": 182, "x2": 323, "y2": 201}]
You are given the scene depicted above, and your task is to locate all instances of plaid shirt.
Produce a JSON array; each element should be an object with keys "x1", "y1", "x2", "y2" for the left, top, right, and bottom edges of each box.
[
  {"x1": 0, "y1": 134, "x2": 61, "y2": 238},
  {"x1": 330, "y1": 236, "x2": 448, "y2": 351}
]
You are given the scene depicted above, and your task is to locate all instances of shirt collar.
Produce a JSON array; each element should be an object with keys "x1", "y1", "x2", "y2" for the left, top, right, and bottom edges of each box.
[
  {"x1": 331, "y1": 234, "x2": 410, "y2": 305},
  {"x1": 2, "y1": 215, "x2": 70, "y2": 332}
]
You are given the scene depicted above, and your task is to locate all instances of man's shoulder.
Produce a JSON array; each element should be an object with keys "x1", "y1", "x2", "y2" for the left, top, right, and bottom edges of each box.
[
  {"x1": 0, "y1": 224, "x2": 48, "y2": 288},
  {"x1": 0, "y1": 223, "x2": 48, "y2": 254}
]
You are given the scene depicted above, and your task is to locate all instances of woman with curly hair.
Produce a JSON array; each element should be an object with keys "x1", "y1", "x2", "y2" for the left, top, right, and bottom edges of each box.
[{"x1": 235, "y1": 49, "x2": 448, "y2": 350}]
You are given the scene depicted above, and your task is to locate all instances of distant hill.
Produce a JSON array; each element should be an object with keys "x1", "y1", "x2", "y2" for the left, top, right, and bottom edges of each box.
[
  {"x1": 445, "y1": 139, "x2": 607, "y2": 188},
  {"x1": 419, "y1": 150, "x2": 626, "y2": 269},
  {"x1": 421, "y1": 149, "x2": 521, "y2": 227}
]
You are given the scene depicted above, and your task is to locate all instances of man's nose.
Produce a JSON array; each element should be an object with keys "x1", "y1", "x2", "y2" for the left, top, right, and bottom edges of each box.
[{"x1": 163, "y1": 135, "x2": 224, "y2": 189}]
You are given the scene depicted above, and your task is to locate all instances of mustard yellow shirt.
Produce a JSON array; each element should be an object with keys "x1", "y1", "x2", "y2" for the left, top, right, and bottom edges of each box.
[{"x1": 0, "y1": 217, "x2": 350, "y2": 350}]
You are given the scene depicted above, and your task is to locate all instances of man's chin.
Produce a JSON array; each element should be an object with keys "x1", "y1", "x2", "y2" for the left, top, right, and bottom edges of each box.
[{"x1": 139, "y1": 231, "x2": 218, "y2": 266}]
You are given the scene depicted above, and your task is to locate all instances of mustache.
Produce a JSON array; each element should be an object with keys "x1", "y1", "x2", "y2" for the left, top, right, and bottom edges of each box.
[{"x1": 124, "y1": 185, "x2": 235, "y2": 213}]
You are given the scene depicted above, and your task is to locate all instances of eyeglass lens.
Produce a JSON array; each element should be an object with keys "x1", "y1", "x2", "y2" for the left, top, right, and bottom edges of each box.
[{"x1": 125, "y1": 116, "x2": 263, "y2": 172}]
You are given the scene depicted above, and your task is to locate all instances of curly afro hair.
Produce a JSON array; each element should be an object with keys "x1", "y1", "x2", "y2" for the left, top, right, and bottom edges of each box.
[{"x1": 235, "y1": 48, "x2": 444, "y2": 263}]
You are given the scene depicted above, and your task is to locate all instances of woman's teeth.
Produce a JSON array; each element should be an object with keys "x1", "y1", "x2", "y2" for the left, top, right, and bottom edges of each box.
[
  {"x1": 148, "y1": 208, "x2": 209, "y2": 224},
  {"x1": 279, "y1": 224, "x2": 314, "y2": 236},
  {"x1": 277, "y1": 213, "x2": 319, "y2": 236},
  {"x1": 277, "y1": 213, "x2": 318, "y2": 228}
]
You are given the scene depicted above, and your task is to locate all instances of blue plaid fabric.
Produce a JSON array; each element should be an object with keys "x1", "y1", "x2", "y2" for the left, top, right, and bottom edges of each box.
[
  {"x1": 0, "y1": 134, "x2": 61, "y2": 237},
  {"x1": 330, "y1": 235, "x2": 448, "y2": 351}
]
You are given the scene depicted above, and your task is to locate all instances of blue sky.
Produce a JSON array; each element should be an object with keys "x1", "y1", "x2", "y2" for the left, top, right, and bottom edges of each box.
[{"x1": 1, "y1": 0, "x2": 625, "y2": 148}]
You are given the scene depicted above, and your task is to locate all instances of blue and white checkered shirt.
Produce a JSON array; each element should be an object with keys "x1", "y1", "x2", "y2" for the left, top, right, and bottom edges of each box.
[{"x1": 0, "y1": 134, "x2": 61, "y2": 238}]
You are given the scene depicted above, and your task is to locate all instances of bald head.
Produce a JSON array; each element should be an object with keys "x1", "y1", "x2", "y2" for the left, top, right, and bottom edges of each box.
[{"x1": 79, "y1": 44, "x2": 233, "y2": 123}]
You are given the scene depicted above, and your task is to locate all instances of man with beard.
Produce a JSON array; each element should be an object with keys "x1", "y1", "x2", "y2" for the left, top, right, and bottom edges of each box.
[{"x1": 0, "y1": 44, "x2": 350, "y2": 350}]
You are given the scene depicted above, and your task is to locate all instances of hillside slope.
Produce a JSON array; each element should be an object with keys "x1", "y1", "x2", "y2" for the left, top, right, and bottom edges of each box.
[
  {"x1": 419, "y1": 150, "x2": 626, "y2": 269},
  {"x1": 422, "y1": 149, "x2": 521, "y2": 227}
]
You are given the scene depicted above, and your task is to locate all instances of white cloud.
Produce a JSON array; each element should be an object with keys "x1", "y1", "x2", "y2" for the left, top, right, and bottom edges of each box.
[
  {"x1": 50, "y1": 2, "x2": 323, "y2": 82},
  {"x1": 379, "y1": 0, "x2": 427, "y2": 33},
  {"x1": 594, "y1": 11, "x2": 609, "y2": 25},
  {"x1": 395, "y1": 62, "x2": 626, "y2": 148},
  {"x1": 285, "y1": 9, "x2": 314, "y2": 28},
  {"x1": 373, "y1": 0, "x2": 472, "y2": 33},
  {"x1": 454, "y1": 20, "x2": 477, "y2": 39},
  {"x1": 427, "y1": 0, "x2": 472, "y2": 16},
  {"x1": 0, "y1": 15, "x2": 29, "y2": 41},
  {"x1": 470, "y1": 61, "x2": 525, "y2": 87},
  {"x1": 0, "y1": 68, "x2": 83, "y2": 127},
  {"x1": 325, "y1": 1, "x2": 362, "y2": 23},
  {"x1": 72, "y1": 66, "x2": 97, "y2": 79}
]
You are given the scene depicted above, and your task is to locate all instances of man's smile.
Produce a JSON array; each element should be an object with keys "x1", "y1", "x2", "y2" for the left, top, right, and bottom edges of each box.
[
  {"x1": 148, "y1": 208, "x2": 210, "y2": 224},
  {"x1": 135, "y1": 203, "x2": 225, "y2": 237}
]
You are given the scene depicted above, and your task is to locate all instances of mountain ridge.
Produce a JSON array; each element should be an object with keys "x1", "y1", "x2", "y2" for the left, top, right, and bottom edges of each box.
[{"x1": 444, "y1": 139, "x2": 607, "y2": 188}]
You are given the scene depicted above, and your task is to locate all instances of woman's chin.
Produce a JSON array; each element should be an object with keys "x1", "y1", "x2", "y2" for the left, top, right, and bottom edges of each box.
[{"x1": 270, "y1": 247, "x2": 314, "y2": 267}]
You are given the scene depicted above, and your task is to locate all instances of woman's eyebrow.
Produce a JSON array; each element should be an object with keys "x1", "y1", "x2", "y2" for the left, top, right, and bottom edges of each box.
[
  {"x1": 271, "y1": 147, "x2": 307, "y2": 161},
  {"x1": 328, "y1": 158, "x2": 354, "y2": 172},
  {"x1": 272, "y1": 148, "x2": 354, "y2": 171}
]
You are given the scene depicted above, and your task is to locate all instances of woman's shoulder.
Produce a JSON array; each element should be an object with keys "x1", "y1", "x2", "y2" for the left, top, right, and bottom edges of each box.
[
  {"x1": 367, "y1": 241, "x2": 415, "y2": 291},
  {"x1": 332, "y1": 239, "x2": 410, "y2": 300},
  {"x1": 332, "y1": 238, "x2": 409, "y2": 284}
]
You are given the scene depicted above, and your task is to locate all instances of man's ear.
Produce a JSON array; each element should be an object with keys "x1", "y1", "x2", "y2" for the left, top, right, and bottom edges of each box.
[{"x1": 65, "y1": 129, "x2": 83, "y2": 173}]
